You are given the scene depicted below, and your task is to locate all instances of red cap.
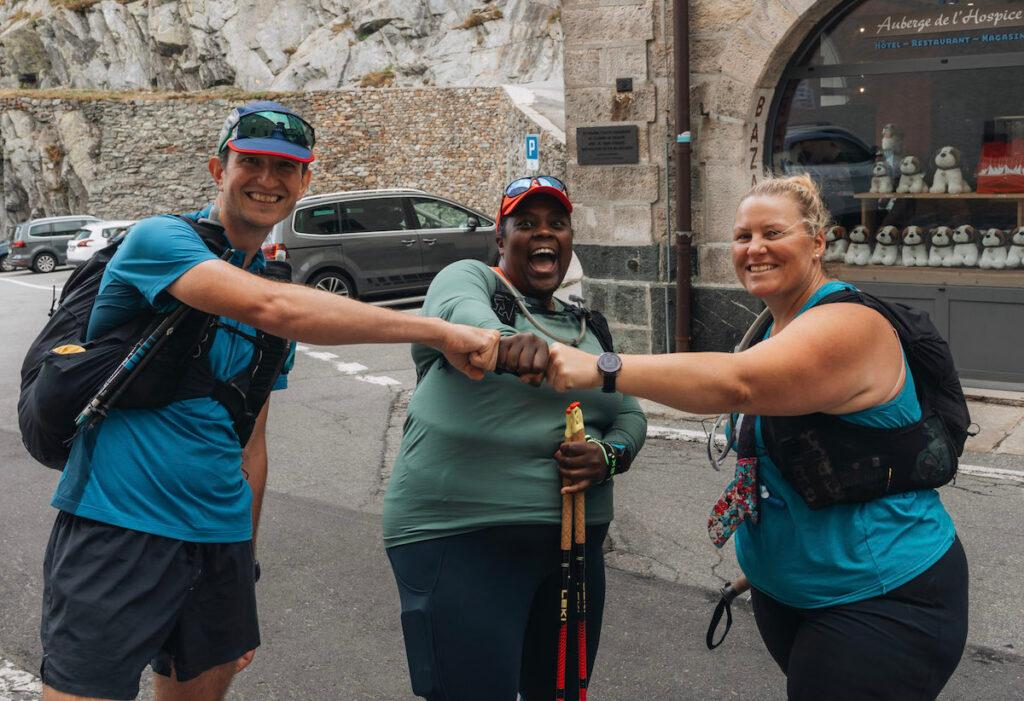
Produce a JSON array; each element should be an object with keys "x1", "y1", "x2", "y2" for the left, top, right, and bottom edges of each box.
[{"x1": 497, "y1": 181, "x2": 573, "y2": 231}]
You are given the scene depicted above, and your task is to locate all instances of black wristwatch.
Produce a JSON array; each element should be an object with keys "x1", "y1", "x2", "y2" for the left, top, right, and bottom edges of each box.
[{"x1": 596, "y1": 352, "x2": 622, "y2": 393}]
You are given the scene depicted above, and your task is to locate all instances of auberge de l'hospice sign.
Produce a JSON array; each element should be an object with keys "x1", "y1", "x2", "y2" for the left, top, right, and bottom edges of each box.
[{"x1": 866, "y1": 5, "x2": 1024, "y2": 37}]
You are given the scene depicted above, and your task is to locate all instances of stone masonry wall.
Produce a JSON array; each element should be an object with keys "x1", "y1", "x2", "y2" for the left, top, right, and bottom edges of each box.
[
  {"x1": 563, "y1": 0, "x2": 843, "y2": 352},
  {"x1": 0, "y1": 87, "x2": 567, "y2": 237}
]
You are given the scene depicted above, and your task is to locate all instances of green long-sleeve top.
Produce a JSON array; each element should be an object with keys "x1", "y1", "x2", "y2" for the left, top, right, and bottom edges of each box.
[{"x1": 382, "y1": 259, "x2": 648, "y2": 548}]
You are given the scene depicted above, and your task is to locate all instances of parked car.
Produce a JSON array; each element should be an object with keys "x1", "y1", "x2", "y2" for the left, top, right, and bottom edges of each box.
[
  {"x1": 0, "y1": 240, "x2": 12, "y2": 272},
  {"x1": 777, "y1": 124, "x2": 876, "y2": 227},
  {"x1": 8, "y1": 215, "x2": 102, "y2": 273},
  {"x1": 263, "y1": 188, "x2": 498, "y2": 299},
  {"x1": 66, "y1": 220, "x2": 136, "y2": 267}
]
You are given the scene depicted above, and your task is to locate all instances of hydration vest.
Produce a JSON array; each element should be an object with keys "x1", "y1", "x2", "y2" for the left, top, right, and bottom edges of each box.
[
  {"x1": 749, "y1": 288, "x2": 971, "y2": 509},
  {"x1": 18, "y1": 216, "x2": 292, "y2": 470}
]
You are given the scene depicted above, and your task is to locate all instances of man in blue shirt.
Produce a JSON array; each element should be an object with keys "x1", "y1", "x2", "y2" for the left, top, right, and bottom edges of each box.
[{"x1": 40, "y1": 101, "x2": 498, "y2": 701}]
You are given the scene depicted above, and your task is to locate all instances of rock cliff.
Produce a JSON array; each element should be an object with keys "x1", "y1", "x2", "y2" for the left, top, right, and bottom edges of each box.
[{"x1": 0, "y1": 0, "x2": 563, "y2": 91}]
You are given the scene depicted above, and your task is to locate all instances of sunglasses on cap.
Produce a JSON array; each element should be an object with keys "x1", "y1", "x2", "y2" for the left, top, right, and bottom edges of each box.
[
  {"x1": 218, "y1": 110, "x2": 316, "y2": 153},
  {"x1": 504, "y1": 175, "x2": 567, "y2": 198}
]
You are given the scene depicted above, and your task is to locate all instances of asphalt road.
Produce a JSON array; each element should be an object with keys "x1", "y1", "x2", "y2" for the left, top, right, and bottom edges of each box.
[{"x1": 1, "y1": 267, "x2": 1022, "y2": 699}]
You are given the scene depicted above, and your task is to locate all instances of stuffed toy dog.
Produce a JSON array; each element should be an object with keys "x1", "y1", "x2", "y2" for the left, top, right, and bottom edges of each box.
[
  {"x1": 1007, "y1": 227, "x2": 1024, "y2": 268},
  {"x1": 870, "y1": 159, "x2": 894, "y2": 193},
  {"x1": 896, "y1": 156, "x2": 927, "y2": 193},
  {"x1": 930, "y1": 146, "x2": 972, "y2": 194},
  {"x1": 928, "y1": 226, "x2": 956, "y2": 266},
  {"x1": 823, "y1": 225, "x2": 849, "y2": 263},
  {"x1": 880, "y1": 124, "x2": 904, "y2": 170},
  {"x1": 979, "y1": 228, "x2": 1009, "y2": 269},
  {"x1": 950, "y1": 225, "x2": 979, "y2": 267},
  {"x1": 870, "y1": 225, "x2": 900, "y2": 265},
  {"x1": 845, "y1": 225, "x2": 873, "y2": 265},
  {"x1": 881, "y1": 124, "x2": 903, "y2": 157},
  {"x1": 901, "y1": 226, "x2": 929, "y2": 267}
]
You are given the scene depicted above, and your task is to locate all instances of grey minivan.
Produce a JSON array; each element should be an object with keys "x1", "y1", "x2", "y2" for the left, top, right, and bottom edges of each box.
[
  {"x1": 263, "y1": 188, "x2": 498, "y2": 299},
  {"x1": 8, "y1": 215, "x2": 101, "y2": 273}
]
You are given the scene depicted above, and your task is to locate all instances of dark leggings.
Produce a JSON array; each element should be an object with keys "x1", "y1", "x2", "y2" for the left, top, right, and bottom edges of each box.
[
  {"x1": 751, "y1": 536, "x2": 969, "y2": 701},
  {"x1": 387, "y1": 524, "x2": 608, "y2": 701}
]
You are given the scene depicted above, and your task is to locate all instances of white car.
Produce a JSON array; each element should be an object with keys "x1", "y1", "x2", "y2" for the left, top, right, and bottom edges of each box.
[{"x1": 66, "y1": 220, "x2": 136, "y2": 266}]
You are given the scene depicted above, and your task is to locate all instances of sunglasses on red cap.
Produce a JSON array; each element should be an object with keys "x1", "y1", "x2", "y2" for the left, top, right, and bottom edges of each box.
[
  {"x1": 497, "y1": 176, "x2": 571, "y2": 229},
  {"x1": 504, "y1": 175, "x2": 567, "y2": 198}
]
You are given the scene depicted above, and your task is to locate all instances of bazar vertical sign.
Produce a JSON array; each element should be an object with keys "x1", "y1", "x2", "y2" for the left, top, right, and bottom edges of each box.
[{"x1": 866, "y1": 5, "x2": 1024, "y2": 37}]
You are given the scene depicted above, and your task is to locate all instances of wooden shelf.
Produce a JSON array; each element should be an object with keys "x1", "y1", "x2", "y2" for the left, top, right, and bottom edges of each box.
[
  {"x1": 854, "y1": 192, "x2": 1024, "y2": 200},
  {"x1": 835, "y1": 264, "x2": 1024, "y2": 288},
  {"x1": 855, "y1": 191, "x2": 1024, "y2": 228}
]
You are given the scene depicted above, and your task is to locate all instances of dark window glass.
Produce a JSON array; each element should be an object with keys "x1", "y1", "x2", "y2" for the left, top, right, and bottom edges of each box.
[
  {"x1": 29, "y1": 223, "x2": 53, "y2": 237},
  {"x1": 51, "y1": 220, "x2": 88, "y2": 236},
  {"x1": 340, "y1": 198, "x2": 409, "y2": 233},
  {"x1": 769, "y1": 0, "x2": 1024, "y2": 247},
  {"x1": 793, "y1": 0, "x2": 1024, "y2": 69},
  {"x1": 72, "y1": 229, "x2": 91, "y2": 241},
  {"x1": 410, "y1": 198, "x2": 478, "y2": 229},
  {"x1": 294, "y1": 205, "x2": 340, "y2": 235}
]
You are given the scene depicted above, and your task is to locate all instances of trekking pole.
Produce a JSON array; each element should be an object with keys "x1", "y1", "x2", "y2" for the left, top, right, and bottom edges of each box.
[
  {"x1": 556, "y1": 436, "x2": 572, "y2": 701},
  {"x1": 566, "y1": 402, "x2": 589, "y2": 700},
  {"x1": 74, "y1": 249, "x2": 234, "y2": 433},
  {"x1": 73, "y1": 303, "x2": 193, "y2": 431},
  {"x1": 706, "y1": 575, "x2": 751, "y2": 650}
]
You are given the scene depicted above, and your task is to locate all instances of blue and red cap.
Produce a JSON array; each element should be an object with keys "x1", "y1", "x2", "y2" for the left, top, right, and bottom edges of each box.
[{"x1": 217, "y1": 101, "x2": 316, "y2": 164}]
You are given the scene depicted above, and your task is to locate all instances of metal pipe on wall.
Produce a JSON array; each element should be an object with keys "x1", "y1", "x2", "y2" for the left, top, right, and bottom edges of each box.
[{"x1": 672, "y1": 0, "x2": 693, "y2": 352}]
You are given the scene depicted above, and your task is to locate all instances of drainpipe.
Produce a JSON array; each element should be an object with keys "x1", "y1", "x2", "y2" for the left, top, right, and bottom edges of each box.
[{"x1": 672, "y1": 0, "x2": 693, "y2": 352}]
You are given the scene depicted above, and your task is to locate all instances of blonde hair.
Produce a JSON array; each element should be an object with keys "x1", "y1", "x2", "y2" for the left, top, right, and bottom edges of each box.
[{"x1": 741, "y1": 172, "x2": 832, "y2": 237}]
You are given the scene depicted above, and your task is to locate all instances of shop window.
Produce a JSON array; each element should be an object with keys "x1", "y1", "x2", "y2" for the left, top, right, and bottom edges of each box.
[{"x1": 768, "y1": 0, "x2": 1024, "y2": 273}]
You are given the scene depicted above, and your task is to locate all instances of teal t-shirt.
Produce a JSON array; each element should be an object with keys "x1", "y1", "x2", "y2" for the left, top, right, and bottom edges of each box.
[
  {"x1": 382, "y1": 260, "x2": 648, "y2": 548},
  {"x1": 52, "y1": 207, "x2": 292, "y2": 543},
  {"x1": 734, "y1": 281, "x2": 956, "y2": 608}
]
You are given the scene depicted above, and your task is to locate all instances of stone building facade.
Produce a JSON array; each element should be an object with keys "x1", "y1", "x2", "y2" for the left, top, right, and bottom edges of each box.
[
  {"x1": 0, "y1": 87, "x2": 565, "y2": 236},
  {"x1": 564, "y1": 0, "x2": 1024, "y2": 388},
  {"x1": 563, "y1": 0, "x2": 832, "y2": 354}
]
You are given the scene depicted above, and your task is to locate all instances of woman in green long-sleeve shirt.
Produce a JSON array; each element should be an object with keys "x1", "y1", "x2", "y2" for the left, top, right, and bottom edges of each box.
[{"x1": 383, "y1": 177, "x2": 646, "y2": 700}]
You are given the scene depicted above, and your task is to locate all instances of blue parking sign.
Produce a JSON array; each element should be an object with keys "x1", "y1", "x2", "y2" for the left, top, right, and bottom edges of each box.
[{"x1": 525, "y1": 134, "x2": 539, "y2": 171}]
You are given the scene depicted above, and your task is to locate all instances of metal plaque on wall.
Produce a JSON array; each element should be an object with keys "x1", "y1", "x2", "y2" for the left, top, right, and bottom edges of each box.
[{"x1": 576, "y1": 126, "x2": 639, "y2": 165}]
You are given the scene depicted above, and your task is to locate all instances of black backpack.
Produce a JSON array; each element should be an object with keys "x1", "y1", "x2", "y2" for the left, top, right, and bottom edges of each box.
[
  {"x1": 18, "y1": 217, "x2": 291, "y2": 470},
  {"x1": 752, "y1": 288, "x2": 972, "y2": 508}
]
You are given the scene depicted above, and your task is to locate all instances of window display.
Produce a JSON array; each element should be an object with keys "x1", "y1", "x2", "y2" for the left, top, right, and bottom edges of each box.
[{"x1": 768, "y1": 0, "x2": 1024, "y2": 272}]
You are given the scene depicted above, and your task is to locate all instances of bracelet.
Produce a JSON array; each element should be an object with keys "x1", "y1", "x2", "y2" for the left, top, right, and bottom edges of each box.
[{"x1": 586, "y1": 435, "x2": 617, "y2": 485}]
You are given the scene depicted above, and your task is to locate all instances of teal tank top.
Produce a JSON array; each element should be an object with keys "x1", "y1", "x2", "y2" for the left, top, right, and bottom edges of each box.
[{"x1": 734, "y1": 281, "x2": 956, "y2": 608}]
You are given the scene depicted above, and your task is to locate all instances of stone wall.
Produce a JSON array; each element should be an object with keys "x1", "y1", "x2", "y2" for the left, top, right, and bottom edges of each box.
[
  {"x1": 0, "y1": 86, "x2": 567, "y2": 236},
  {"x1": 563, "y1": 0, "x2": 841, "y2": 352}
]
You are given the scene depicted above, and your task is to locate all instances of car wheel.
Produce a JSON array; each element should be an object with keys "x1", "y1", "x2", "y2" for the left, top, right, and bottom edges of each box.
[
  {"x1": 32, "y1": 252, "x2": 58, "y2": 274},
  {"x1": 309, "y1": 270, "x2": 356, "y2": 298},
  {"x1": 0, "y1": 254, "x2": 12, "y2": 272}
]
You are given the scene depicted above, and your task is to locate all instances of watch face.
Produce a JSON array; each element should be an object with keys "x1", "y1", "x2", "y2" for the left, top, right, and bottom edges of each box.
[{"x1": 597, "y1": 352, "x2": 621, "y2": 374}]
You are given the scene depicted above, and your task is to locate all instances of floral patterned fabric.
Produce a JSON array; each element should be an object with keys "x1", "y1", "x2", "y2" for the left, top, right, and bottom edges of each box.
[{"x1": 708, "y1": 416, "x2": 759, "y2": 548}]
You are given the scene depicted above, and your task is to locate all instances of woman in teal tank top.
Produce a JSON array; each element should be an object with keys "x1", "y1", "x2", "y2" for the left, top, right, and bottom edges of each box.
[{"x1": 545, "y1": 174, "x2": 968, "y2": 700}]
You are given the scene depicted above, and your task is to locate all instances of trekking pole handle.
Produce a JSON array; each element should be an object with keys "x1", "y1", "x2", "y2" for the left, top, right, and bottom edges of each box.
[{"x1": 722, "y1": 575, "x2": 751, "y2": 603}]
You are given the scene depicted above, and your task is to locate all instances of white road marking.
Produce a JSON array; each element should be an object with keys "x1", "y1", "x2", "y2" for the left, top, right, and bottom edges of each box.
[
  {"x1": 305, "y1": 351, "x2": 338, "y2": 361},
  {"x1": 0, "y1": 277, "x2": 61, "y2": 292},
  {"x1": 646, "y1": 425, "x2": 1024, "y2": 483},
  {"x1": 0, "y1": 658, "x2": 41, "y2": 699},
  {"x1": 356, "y1": 375, "x2": 401, "y2": 386},
  {"x1": 958, "y1": 464, "x2": 1024, "y2": 483},
  {"x1": 293, "y1": 346, "x2": 399, "y2": 386}
]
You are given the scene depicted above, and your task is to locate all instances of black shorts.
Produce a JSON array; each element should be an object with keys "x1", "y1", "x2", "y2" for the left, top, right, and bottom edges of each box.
[
  {"x1": 751, "y1": 536, "x2": 969, "y2": 700},
  {"x1": 387, "y1": 524, "x2": 609, "y2": 701},
  {"x1": 40, "y1": 511, "x2": 259, "y2": 700}
]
